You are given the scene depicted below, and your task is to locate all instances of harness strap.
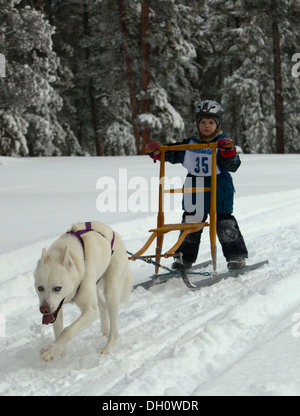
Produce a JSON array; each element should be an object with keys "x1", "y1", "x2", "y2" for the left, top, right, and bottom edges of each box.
[
  {"x1": 68, "y1": 222, "x2": 115, "y2": 301},
  {"x1": 67, "y1": 222, "x2": 115, "y2": 258}
]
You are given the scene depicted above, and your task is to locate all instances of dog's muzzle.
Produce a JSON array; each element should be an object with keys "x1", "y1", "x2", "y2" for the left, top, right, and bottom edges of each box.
[{"x1": 40, "y1": 298, "x2": 65, "y2": 325}]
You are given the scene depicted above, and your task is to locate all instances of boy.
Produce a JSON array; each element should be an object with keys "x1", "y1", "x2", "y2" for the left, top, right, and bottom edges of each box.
[{"x1": 146, "y1": 100, "x2": 248, "y2": 271}]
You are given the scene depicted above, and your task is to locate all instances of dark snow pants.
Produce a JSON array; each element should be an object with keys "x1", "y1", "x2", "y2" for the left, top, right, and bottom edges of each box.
[{"x1": 175, "y1": 212, "x2": 248, "y2": 263}]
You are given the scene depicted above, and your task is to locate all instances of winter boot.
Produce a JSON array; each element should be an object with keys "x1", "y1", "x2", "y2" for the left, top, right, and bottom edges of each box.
[
  {"x1": 227, "y1": 257, "x2": 246, "y2": 270},
  {"x1": 172, "y1": 258, "x2": 193, "y2": 272}
]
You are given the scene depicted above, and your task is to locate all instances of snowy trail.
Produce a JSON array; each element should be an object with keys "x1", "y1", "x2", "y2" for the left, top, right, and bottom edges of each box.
[{"x1": 1, "y1": 155, "x2": 300, "y2": 396}]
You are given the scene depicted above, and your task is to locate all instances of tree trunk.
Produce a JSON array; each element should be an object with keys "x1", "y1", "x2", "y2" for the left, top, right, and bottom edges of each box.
[
  {"x1": 89, "y1": 80, "x2": 103, "y2": 156},
  {"x1": 118, "y1": 0, "x2": 141, "y2": 154},
  {"x1": 272, "y1": 0, "x2": 284, "y2": 153},
  {"x1": 141, "y1": 0, "x2": 150, "y2": 153},
  {"x1": 83, "y1": 1, "x2": 103, "y2": 156}
]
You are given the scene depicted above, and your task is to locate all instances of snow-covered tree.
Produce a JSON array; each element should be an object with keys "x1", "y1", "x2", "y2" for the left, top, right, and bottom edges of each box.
[
  {"x1": 200, "y1": 0, "x2": 300, "y2": 153},
  {"x1": 2, "y1": 0, "x2": 300, "y2": 156},
  {"x1": 280, "y1": 0, "x2": 300, "y2": 152},
  {"x1": 0, "y1": 0, "x2": 81, "y2": 156},
  {"x1": 198, "y1": 0, "x2": 271, "y2": 152},
  {"x1": 146, "y1": 0, "x2": 204, "y2": 141}
]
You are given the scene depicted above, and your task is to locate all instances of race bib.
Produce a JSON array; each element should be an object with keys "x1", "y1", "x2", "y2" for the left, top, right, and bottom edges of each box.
[{"x1": 183, "y1": 146, "x2": 221, "y2": 177}]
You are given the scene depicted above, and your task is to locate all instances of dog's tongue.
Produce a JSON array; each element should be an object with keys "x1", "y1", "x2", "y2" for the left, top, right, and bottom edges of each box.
[{"x1": 42, "y1": 313, "x2": 55, "y2": 325}]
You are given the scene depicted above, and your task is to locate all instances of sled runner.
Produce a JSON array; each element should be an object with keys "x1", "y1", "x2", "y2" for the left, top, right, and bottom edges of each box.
[
  {"x1": 129, "y1": 143, "x2": 268, "y2": 290},
  {"x1": 133, "y1": 260, "x2": 269, "y2": 290}
]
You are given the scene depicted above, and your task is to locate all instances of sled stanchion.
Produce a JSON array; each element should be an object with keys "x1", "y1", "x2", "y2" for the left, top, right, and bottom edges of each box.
[
  {"x1": 155, "y1": 148, "x2": 166, "y2": 273},
  {"x1": 210, "y1": 144, "x2": 217, "y2": 272}
]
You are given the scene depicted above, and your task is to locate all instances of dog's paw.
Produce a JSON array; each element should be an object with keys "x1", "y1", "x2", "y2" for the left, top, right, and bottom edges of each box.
[
  {"x1": 100, "y1": 341, "x2": 112, "y2": 354},
  {"x1": 40, "y1": 343, "x2": 61, "y2": 362},
  {"x1": 100, "y1": 335, "x2": 118, "y2": 354}
]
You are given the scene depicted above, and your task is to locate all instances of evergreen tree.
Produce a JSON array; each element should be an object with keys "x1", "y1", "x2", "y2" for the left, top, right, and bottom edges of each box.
[
  {"x1": 2, "y1": 0, "x2": 300, "y2": 156},
  {"x1": 44, "y1": 0, "x2": 95, "y2": 155},
  {"x1": 0, "y1": 0, "x2": 81, "y2": 156},
  {"x1": 47, "y1": 0, "x2": 138, "y2": 155},
  {"x1": 280, "y1": 0, "x2": 300, "y2": 152},
  {"x1": 201, "y1": 0, "x2": 300, "y2": 153},
  {"x1": 138, "y1": 0, "x2": 203, "y2": 143},
  {"x1": 199, "y1": 0, "x2": 270, "y2": 152}
]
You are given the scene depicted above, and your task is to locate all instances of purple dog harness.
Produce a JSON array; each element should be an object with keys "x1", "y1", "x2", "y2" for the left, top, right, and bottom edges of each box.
[
  {"x1": 66, "y1": 222, "x2": 115, "y2": 294},
  {"x1": 67, "y1": 221, "x2": 115, "y2": 258}
]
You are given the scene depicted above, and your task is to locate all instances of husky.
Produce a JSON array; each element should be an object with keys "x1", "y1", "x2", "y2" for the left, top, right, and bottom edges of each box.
[{"x1": 34, "y1": 221, "x2": 133, "y2": 361}]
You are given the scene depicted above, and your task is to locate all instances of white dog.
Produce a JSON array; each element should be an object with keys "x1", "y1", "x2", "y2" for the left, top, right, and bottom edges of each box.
[{"x1": 34, "y1": 221, "x2": 133, "y2": 361}]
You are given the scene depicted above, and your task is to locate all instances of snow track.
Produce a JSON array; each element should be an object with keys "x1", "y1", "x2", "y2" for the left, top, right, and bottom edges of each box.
[{"x1": 0, "y1": 155, "x2": 300, "y2": 396}]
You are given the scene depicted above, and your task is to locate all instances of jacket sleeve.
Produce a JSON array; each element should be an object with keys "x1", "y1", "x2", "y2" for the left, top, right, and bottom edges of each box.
[
  {"x1": 217, "y1": 151, "x2": 241, "y2": 172},
  {"x1": 216, "y1": 133, "x2": 241, "y2": 172},
  {"x1": 164, "y1": 138, "x2": 190, "y2": 164}
]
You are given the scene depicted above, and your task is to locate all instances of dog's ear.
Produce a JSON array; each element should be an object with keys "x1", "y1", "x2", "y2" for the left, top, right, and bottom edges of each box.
[
  {"x1": 41, "y1": 248, "x2": 48, "y2": 263},
  {"x1": 62, "y1": 246, "x2": 74, "y2": 269}
]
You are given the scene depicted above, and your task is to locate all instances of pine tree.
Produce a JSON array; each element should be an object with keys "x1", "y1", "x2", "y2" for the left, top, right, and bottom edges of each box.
[
  {"x1": 199, "y1": 0, "x2": 271, "y2": 152},
  {"x1": 280, "y1": 0, "x2": 300, "y2": 152},
  {"x1": 138, "y1": 0, "x2": 203, "y2": 144},
  {"x1": 200, "y1": 0, "x2": 300, "y2": 153},
  {"x1": 38, "y1": 0, "x2": 204, "y2": 155},
  {"x1": 49, "y1": 0, "x2": 138, "y2": 155},
  {"x1": 44, "y1": 0, "x2": 94, "y2": 155},
  {"x1": 0, "y1": 0, "x2": 80, "y2": 156},
  {"x1": 4, "y1": 0, "x2": 299, "y2": 156},
  {"x1": 0, "y1": 0, "x2": 31, "y2": 155}
]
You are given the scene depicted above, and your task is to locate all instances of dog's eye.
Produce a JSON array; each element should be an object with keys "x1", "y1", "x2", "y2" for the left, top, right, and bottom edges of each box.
[
  {"x1": 37, "y1": 286, "x2": 44, "y2": 292},
  {"x1": 54, "y1": 286, "x2": 62, "y2": 292}
]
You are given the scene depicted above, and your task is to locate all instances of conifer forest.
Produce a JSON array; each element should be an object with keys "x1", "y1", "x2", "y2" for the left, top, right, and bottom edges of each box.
[{"x1": 0, "y1": 0, "x2": 300, "y2": 157}]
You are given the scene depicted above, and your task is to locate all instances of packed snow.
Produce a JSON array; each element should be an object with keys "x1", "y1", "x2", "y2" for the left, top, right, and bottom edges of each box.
[{"x1": 1, "y1": 153, "x2": 300, "y2": 396}]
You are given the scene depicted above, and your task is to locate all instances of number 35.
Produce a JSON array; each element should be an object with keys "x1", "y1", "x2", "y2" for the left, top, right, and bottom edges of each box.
[{"x1": 194, "y1": 156, "x2": 209, "y2": 174}]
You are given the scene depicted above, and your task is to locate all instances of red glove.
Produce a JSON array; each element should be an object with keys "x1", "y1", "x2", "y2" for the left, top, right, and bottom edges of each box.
[
  {"x1": 218, "y1": 138, "x2": 237, "y2": 158},
  {"x1": 145, "y1": 142, "x2": 161, "y2": 161}
]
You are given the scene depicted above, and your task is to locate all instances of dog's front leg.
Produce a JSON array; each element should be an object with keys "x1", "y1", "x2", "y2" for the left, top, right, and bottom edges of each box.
[
  {"x1": 53, "y1": 308, "x2": 63, "y2": 340},
  {"x1": 41, "y1": 281, "x2": 100, "y2": 362},
  {"x1": 101, "y1": 292, "x2": 120, "y2": 354},
  {"x1": 41, "y1": 302, "x2": 98, "y2": 362},
  {"x1": 97, "y1": 291, "x2": 109, "y2": 337}
]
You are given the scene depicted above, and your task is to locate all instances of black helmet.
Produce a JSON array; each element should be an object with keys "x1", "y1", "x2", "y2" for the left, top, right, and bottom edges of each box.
[{"x1": 194, "y1": 100, "x2": 224, "y2": 130}]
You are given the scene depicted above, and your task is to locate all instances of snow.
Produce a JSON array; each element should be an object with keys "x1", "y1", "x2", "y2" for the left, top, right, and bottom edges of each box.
[{"x1": 0, "y1": 153, "x2": 300, "y2": 396}]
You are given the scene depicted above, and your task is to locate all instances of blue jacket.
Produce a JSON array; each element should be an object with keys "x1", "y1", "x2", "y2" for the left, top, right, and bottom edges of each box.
[{"x1": 165, "y1": 132, "x2": 241, "y2": 215}]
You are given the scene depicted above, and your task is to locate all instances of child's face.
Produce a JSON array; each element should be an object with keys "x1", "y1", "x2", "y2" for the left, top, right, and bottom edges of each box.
[{"x1": 199, "y1": 118, "x2": 217, "y2": 138}]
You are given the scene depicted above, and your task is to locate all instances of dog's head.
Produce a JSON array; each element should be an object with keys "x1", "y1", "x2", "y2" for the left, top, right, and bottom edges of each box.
[{"x1": 34, "y1": 246, "x2": 77, "y2": 325}]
